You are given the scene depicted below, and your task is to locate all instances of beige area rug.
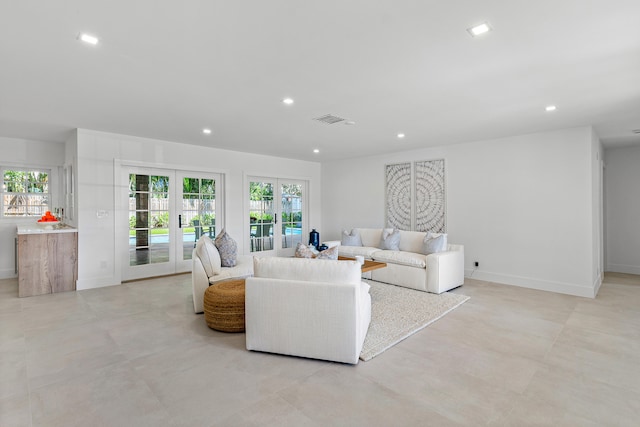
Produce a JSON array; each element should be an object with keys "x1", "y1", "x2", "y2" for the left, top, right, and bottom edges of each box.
[{"x1": 360, "y1": 281, "x2": 470, "y2": 361}]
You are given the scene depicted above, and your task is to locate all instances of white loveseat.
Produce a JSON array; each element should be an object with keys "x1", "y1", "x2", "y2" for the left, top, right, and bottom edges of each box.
[
  {"x1": 245, "y1": 256, "x2": 371, "y2": 364},
  {"x1": 336, "y1": 228, "x2": 464, "y2": 294},
  {"x1": 191, "y1": 236, "x2": 253, "y2": 314}
]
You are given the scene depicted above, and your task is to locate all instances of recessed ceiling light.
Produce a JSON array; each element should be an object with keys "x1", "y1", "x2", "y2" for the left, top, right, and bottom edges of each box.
[
  {"x1": 313, "y1": 149, "x2": 320, "y2": 154},
  {"x1": 202, "y1": 128, "x2": 212, "y2": 135},
  {"x1": 545, "y1": 105, "x2": 557, "y2": 112},
  {"x1": 344, "y1": 120, "x2": 356, "y2": 126},
  {"x1": 467, "y1": 22, "x2": 492, "y2": 37},
  {"x1": 397, "y1": 133, "x2": 405, "y2": 139},
  {"x1": 78, "y1": 33, "x2": 99, "y2": 45},
  {"x1": 282, "y1": 98, "x2": 294, "y2": 105}
]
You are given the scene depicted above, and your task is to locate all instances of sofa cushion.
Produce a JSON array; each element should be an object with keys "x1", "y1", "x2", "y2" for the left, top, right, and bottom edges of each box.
[
  {"x1": 316, "y1": 245, "x2": 339, "y2": 260},
  {"x1": 341, "y1": 229, "x2": 362, "y2": 246},
  {"x1": 372, "y1": 250, "x2": 427, "y2": 268},
  {"x1": 357, "y1": 228, "x2": 384, "y2": 247},
  {"x1": 422, "y1": 232, "x2": 448, "y2": 254},
  {"x1": 253, "y1": 256, "x2": 361, "y2": 285},
  {"x1": 196, "y1": 236, "x2": 221, "y2": 277},
  {"x1": 379, "y1": 228, "x2": 401, "y2": 250},
  {"x1": 208, "y1": 255, "x2": 254, "y2": 284},
  {"x1": 215, "y1": 228, "x2": 238, "y2": 267},
  {"x1": 398, "y1": 230, "x2": 428, "y2": 253},
  {"x1": 338, "y1": 246, "x2": 380, "y2": 259},
  {"x1": 208, "y1": 270, "x2": 231, "y2": 284}
]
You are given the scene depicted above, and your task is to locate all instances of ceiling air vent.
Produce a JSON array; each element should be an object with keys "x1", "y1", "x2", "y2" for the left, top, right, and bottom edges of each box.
[{"x1": 313, "y1": 114, "x2": 346, "y2": 125}]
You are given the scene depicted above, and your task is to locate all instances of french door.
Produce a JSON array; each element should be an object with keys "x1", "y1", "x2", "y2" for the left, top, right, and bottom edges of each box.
[
  {"x1": 248, "y1": 178, "x2": 306, "y2": 257},
  {"x1": 123, "y1": 166, "x2": 223, "y2": 280}
]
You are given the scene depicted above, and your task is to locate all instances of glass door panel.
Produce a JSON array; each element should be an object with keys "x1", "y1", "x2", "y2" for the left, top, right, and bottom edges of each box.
[
  {"x1": 129, "y1": 173, "x2": 170, "y2": 267},
  {"x1": 249, "y1": 181, "x2": 275, "y2": 254},
  {"x1": 176, "y1": 172, "x2": 221, "y2": 272},
  {"x1": 280, "y1": 183, "x2": 303, "y2": 250},
  {"x1": 248, "y1": 178, "x2": 306, "y2": 256}
]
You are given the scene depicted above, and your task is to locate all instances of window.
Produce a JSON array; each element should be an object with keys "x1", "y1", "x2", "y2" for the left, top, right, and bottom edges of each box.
[{"x1": 2, "y1": 168, "x2": 50, "y2": 217}]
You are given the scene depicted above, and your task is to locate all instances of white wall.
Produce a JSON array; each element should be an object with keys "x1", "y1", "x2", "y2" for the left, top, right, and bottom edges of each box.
[
  {"x1": 74, "y1": 129, "x2": 321, "y2": 290},
  {"x1": 0, "y1": 137, "x2": 65, "y2": 279},
  {"x1": 604, "y1": 145, "x2": 640, "y2": 274},
  {"x1": 322, "y1": 126, "x2": 601, "y2": 297}
]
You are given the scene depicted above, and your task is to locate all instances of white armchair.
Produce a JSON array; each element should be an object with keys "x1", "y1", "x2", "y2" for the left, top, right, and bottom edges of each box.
[
  {"x1": 192, "y1": 236, "x2": 253, "y2": 313},
  {"x1": 245, "y1": 257, "x2": 371, "y2": 364}
]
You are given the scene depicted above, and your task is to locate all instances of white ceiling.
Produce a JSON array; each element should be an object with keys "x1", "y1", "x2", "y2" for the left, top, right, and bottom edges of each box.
[{"x1": 1, "y1": 0, "x2": 639, "y2": 161}]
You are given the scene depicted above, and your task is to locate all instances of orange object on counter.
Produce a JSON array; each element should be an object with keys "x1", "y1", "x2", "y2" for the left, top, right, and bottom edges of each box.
[{"x1": 37, "y1": 211, "x2": 58, "y2": 222}]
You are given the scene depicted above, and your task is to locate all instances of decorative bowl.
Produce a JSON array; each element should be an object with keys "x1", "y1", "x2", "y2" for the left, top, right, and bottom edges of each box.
[{"x1": 36, "y1": 220, "x2": 59, "y2": 229}]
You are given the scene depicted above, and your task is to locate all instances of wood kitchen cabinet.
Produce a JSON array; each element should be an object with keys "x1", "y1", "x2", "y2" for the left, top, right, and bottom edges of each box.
[{"x1": 16, "y1": 225, "x2": 78, "y2": 297}]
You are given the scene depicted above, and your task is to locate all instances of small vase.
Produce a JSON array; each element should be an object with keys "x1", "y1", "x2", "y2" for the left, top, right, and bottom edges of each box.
[{"x1": 309, "y1": 229, "x2": 320, "y2": 249}]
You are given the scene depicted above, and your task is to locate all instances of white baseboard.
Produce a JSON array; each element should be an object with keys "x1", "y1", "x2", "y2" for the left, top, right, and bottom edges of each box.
[
  {"x1": 606, "y1": 264, "x2": 640, "y2": 275},
  {"x1": 464, "y1": 269, "x2": 596, "y2": 298},
  {"x1": 2, "y1": 272, "x2": 120, "y2": 291},
  {"x1": 76, "y1": 277, "x2": 121, "y2": 291},
  {"x1": 593, "y1": 272, "x2": 603, "y2": 297}
]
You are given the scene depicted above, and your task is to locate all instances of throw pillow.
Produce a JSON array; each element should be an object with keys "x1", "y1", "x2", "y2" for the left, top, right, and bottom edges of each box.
[
  {"x1": 214, "y1": 228, "x2": 238, "y2": 267},
  {"x1": 422, "y1": 232, "x2": 448, "y2": 254},
  {"x1": 341, "y1": 229, "x2": 363, "y2": 246},
  {"x1": 379, "y1": 228, "x2": 400, "y2": 250},
  {"x1": 295, "y1": 242, "x2": 316, "y2": 258},
  {"x1": 316, "y1": 245, "x2": 339, "y2": 260},
  {"x1": 196, "y1": 235, "x2": 222, "y2": 277}
]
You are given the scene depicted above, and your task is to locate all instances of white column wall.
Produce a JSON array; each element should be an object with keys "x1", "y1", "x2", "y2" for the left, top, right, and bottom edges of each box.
[
  {"x1": 75, "y1": 129, "x2": 321, "y2": 290},
  {"x1": 604, "y1": 145, "x2": 640, "y2": 274},
  {"x1": 64, "y1": 130, "x2": 79, "y2": 228},
  {"x1": 322, "y1": 126, "x2": 599, "y2": 297},
  {"x1": 590, "y1": 129, "x2": 604, "y2": 294},
  {"x1": 0, "y1": 137, "x2": 65, "y2": 279}
]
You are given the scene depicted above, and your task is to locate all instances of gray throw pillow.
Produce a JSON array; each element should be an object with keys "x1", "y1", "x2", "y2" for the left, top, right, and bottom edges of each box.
[
  {"x1": 422, "y1": 232, "x2": 448, "y2": 254},
  {"x1": 379, "y1": 229, "x2": 400, "y2": 250},
  {"x1": 341, "y1": 229, "x2": 363, "y2": 246},
  {"x1": 214, "y1": 228, "x2": 238, "y2": 267}
]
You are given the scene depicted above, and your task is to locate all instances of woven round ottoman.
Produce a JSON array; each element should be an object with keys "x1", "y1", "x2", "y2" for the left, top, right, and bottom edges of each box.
[{"x1": 203, "y1": 279, "x2": 246, "y2": 332}]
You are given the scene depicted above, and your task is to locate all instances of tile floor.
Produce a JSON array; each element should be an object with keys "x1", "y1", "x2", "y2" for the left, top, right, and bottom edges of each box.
[{"x1": 1, "y1": 273, "x2": 639, "y2": 426}]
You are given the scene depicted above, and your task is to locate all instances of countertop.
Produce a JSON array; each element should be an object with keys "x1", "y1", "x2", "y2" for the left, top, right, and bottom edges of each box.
[{"x1": 17, "y1": 224, "x2": 78, "y2": 234}]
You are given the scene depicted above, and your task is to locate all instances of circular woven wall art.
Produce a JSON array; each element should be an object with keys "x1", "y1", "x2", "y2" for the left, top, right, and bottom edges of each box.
[
  {"x1": 415, "y1": 159, "x2": 445, "y2": 233},
  {"x1": 385, "y1": 163, "x2": 412, "y2": 230}
]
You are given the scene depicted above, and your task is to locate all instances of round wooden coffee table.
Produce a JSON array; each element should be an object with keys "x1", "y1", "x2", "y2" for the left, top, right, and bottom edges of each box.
[{"x1": 203, "y1": 279, "x2": 246, "y2": 332}]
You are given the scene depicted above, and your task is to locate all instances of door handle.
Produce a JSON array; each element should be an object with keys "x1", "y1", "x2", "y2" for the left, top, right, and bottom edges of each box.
[{"x1": 178, "y1": 214, "x2": 182, "y2": 228}]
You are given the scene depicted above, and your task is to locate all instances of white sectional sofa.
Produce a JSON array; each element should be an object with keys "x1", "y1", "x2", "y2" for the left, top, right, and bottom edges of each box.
[
  {"x1": 245, "y1": 256, "x2": 371, "y2": 364},
  {"x1": 336, "y1": 228, "x2": 464, "y2": 294}
]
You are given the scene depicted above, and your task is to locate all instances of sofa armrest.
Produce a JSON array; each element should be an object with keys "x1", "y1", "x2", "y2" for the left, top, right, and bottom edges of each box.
[
  {"x1": 245, "y1": 277, "x2": 369, "y2": 364},
  {"x1": 192, "y1": 249, "x2": 210, "y2": 313},
  {"x1": 426, "y1": 246, "x2": 465, "y2": 294}
]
